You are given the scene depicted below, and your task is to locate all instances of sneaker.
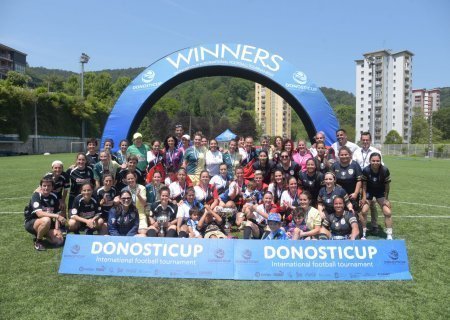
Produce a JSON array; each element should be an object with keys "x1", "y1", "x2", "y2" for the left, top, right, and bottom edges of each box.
[
  {"x1": 386, "y1": 234, "x2": 393, "y2": 240},
  {"x1": 360, "y1": 236, "x2": 367, "y2": 240},
  {"x1": 34, "y1": 240, "x2": 46, "y2": 251}
]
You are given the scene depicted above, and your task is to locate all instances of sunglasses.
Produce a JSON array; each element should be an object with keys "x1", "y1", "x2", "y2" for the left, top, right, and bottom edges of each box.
[{"x1": 281, "y1": 155, "x2": 289, "y2": 158}]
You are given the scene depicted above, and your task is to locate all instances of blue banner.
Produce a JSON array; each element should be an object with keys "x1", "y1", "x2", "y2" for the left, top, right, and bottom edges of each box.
[{"x1": 59, "y1": 235, "x2": 412, "y2": 281}]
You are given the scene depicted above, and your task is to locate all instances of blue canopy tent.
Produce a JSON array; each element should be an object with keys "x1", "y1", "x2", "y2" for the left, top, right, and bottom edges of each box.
[{"x1": 215, "y1": 129, "x2": 237, "y2": 142}]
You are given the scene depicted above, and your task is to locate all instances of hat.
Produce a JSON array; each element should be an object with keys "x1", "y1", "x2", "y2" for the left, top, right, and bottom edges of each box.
[
  {"x1": 133, "y1": 132, "x2": 143, "y2": 140},
  {"x1": 182, "y1": 134, "x2": 190, "y2": 140},
  {"x1": 267, "y1": 213, "x2": 281, "y2": 222}
]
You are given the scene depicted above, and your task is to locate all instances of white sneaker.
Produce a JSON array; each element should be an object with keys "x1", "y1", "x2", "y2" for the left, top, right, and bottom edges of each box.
[{"x1": 386, "y1": 234, "x2": 393, "y2": 240}]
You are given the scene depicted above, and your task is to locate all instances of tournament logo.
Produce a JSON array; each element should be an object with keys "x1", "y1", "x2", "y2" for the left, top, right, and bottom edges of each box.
[
  {"x1": 71, "y1": 244, "x2": 81, "y2": 254},
  {"x1": 388, "y1": 250, "x2": 399, "y2": 260},
  {"x1": 141, "y1": 70, "x2": 156, "y2": 83},
  {"x1": 293, "y1": 71, "x2": 307, "y2": 85},
  {"x1": 242, "y1": 249, "x2": 252, "y2": 260},
  {"x1": 215, "y1": 248, "x2": 225, "y2": 259}
]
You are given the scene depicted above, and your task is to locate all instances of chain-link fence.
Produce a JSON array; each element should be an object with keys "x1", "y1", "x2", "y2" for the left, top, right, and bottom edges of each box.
[{"x1": 379, "y1": 144, "x2": 450, "y2": 158}]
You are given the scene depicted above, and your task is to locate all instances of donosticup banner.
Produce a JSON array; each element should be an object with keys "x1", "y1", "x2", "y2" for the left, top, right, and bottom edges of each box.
[{"x1": 59, "y1": 235, "x2": 412, "y2": 281}]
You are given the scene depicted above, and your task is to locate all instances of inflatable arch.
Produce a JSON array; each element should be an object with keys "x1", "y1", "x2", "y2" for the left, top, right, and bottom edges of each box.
[{"x1": 101, "y1": 43, "x2": 339, "y2": 150}]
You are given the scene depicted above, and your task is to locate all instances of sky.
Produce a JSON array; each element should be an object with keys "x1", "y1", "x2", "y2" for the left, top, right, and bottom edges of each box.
[{"x1": 1, "y1": 0, "x2": 449, "y2": 93}]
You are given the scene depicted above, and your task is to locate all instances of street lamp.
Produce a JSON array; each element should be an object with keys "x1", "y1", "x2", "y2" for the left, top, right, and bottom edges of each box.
[{"x1": 80, "y1": 53, "x2": 90, "y2": 139}]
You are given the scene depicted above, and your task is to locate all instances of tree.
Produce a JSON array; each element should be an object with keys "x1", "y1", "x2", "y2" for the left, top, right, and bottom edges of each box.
[
  {"x1": 234, "y1": 111, "x2": 257, "y2": 138},
  {"x1": 6, "y1": 71, "x2": 31, "y2": 87},
  {"x1": 433, "y1": 108, "x2": 450, "y2": 140},
  {"x1": 384, "y1": 130, "x2": 403, "y2": 144},
  {"x1": 411, "y1": 107, "x2": 443, "y2": 143}
]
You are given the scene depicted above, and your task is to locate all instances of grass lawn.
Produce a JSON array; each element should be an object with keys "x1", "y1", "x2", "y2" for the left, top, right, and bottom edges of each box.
[{"x1": 0, "y1": 154, "x2": 449, "y2": 320}]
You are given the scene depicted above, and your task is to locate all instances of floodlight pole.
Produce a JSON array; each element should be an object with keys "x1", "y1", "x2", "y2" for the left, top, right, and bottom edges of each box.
[{"x1": 80, "y1": 53, "x2": 90, "y2": 140}]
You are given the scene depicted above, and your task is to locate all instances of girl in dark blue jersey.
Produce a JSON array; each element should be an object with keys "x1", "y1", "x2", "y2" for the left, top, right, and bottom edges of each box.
[
  {"x1": 360, "y1": 153, "x2": 393, "y2": 239},
  {"x1": 331, "y1": 146, "x2": 362, "y2": 213},
  {"x1": 68, "y1": 153, "x2": 95, "y2": 209},
  {"x1": 317, "y1": 172, "x2": 353, "y2": 219},
  {"x1": 108, "y1": 190, "x2": 139, "y2": 236},
  {"x1": 68, "y1": 183, "x2": 106, "y2": 235},
  {"x1": 298, "y1": 158, "x2": 324, "y2": 207}
]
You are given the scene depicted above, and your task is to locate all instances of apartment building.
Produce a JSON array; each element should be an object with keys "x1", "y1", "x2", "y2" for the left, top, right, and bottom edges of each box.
[
  {"x1": 412, "y1": 88, "x2": 440, "y2": 119},
  {"x1": 255, "y1": 83, "x2": 291, "y2": 139},
  {"x1": 355, "y1": 50, "x2": 413, "y2": 143}
]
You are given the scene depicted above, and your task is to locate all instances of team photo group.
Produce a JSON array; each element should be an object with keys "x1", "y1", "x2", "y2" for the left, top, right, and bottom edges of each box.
[{"x1": 25, "y1": 124, "x2": 393, "y2": 251}]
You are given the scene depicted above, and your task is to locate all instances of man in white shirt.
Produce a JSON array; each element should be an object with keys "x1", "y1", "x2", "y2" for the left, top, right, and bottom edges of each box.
[
  {"x1": 331, "y1": 128, "x2": 359, "y2": 158},
  {"x1": 353, "y1": 131, "x2": 383, "y2": 234},
  {"x1": 353, "y1": 132, "x2": 383, "y2": 169}
]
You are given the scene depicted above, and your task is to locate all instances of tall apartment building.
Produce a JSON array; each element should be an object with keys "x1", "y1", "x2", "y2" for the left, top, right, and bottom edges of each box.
[
  {"x1": 412, "y1": 88, "x2": 440, "y2": 119},
  {"x1": 355, "y1": 50, "x2": 413, "y2": 144},
  {"x1": 255, "y1": 83, "x2": 291, "y2": 139},
  {"x1": 0, "y1": 43, "x2": 27, "y2": 79}
]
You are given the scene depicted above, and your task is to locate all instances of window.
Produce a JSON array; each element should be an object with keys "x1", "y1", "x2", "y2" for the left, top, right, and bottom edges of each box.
[
  {"x1": 360, "y1": 117, "x2": 364, "y2": 121},
  {"x1": 361, "y1": 84, "x2": 364, "y2": 88},
  {"x1": 361, "y1": 91, "x2": 364, "y2": 94}
]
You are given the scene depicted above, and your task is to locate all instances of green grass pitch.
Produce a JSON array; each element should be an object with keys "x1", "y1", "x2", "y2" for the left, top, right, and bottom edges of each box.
[{"x1": 0, "y1": 154, "x2": 449, "y2": 320}]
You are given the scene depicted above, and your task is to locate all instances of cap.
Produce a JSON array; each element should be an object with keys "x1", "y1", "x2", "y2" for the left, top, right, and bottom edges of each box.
[
  {"x1": 182, "y1": 134, "x2": 190, "y2": 140},
  {"x1": 267, "y1": 213, "x2": 281, "y2": 222},
  {"x1": 133, "y1": 132, "x2": 143, "y2": 140}
]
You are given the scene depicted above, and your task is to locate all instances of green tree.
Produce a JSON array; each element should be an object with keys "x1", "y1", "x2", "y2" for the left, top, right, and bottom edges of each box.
[
  {"x1": 6, "y1": 71, "x2": 31, "y2": 87},
  {"x1": 433, "y1": 108, "x2": 450, "y2": 140},
  {"x1": 411, "y1": 107, "x2": 443, "y2": 143},
  {"x1": 384, "y1": 130, "x2": 403, "y2": 144}
]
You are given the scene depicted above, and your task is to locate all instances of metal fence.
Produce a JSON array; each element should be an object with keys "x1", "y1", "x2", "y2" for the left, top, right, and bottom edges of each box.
[
  {"x1": 379, "y1": 144, "x2": 450, "y2": 158},
  {"x1": 0, "y1": 135, "x2": 92, "y2": 155}
]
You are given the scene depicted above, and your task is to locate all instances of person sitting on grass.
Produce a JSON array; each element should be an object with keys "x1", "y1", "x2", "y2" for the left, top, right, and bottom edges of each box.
[
  {"x1": 96, "y1": 174, "x2": 117, "y2": 227},
  {"x1": 360, "y1": 152, "x2": 394, "y2": 240},
  {"x1": 291, "y1": 191, "x2": 322, "y2": 240},
  {"x1": 107, "y1": 190, "x2": 139, "y2": 236},
  {"x1": 197, "y1": 204, "x2": 226, "y2": 239},
  {"x1": 146, "y1": 186, "x2": 178, "y2": 237},
  {"x1": 261, "y1": 213, "x2": 287, "y2": 240},
  {"x1": 25, "y1": 177, "x2": 66, "y2": 251},
  {"x1": 319, "y1": 196, "x2": 359, "y2": 240},
  {"x1": 286, "y1": 207, "x2": 308, "y2": 239},
  {"x1": 68, "y1": 183, "x2": 106, "y2": 235},
  {"x1": 242, "y1": 191, "x2": 278, "y2": 239},
  {"x1": 186, "y1": 207, "x2": 202, "y2": 238}
]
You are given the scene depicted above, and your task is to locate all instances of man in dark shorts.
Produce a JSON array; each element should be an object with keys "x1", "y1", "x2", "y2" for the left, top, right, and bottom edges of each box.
[{"x1": 24, "y1": 178, "x2": 66, "y2": 251}]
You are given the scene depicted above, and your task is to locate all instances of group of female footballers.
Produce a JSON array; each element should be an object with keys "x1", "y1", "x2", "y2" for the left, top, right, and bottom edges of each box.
[{"x1": 24, "y1": 128, "x2": 393, "y2": 251}]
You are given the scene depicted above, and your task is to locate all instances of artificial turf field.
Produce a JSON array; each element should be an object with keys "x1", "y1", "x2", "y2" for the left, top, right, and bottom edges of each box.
[{"x1": 0, "y1": 154, "x2": 448, "y2": 320}]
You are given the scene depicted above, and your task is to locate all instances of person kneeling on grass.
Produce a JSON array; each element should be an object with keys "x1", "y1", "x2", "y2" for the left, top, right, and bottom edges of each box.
[
  {"x1": 319, "y1": 196, "x2": 359, "y2": 240},
  {"x1": 197, "y1": 204, "x2": 226, "y2": 239},
  {"x1": 261, "y1": 213, "x2": 287, "y2": 240},
  {"x1": 107, "y1": 190, "x2": 139, "y2": 236},
  {"x1": 68, "y1": 183, "x2": 106, "y2": 235},
  {"x1": 25, "y1": 178, "x2": 66, "y2": 251}
]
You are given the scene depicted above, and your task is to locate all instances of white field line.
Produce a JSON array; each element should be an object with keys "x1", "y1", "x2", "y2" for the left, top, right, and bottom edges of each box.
[
  {"x1": 390, "y1": 200, "x2": 450, "y2": 209},
  {"x1": 0, "y1": 212, "x2": 450, "y2": 219},
  {"x1": 1, "y1": 196, "x2": 29, "y2": 200}
]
